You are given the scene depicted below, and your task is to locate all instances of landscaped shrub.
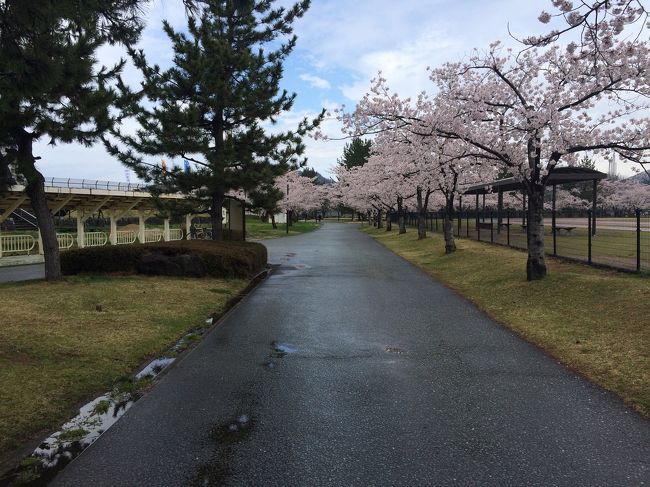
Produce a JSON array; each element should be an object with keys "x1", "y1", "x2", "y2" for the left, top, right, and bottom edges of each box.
[{"x1": 61, "y1": 240, "x2": 267, "y2": 278}]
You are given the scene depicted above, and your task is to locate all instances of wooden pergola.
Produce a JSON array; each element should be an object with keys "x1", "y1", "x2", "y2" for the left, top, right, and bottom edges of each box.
[{"x1": 462, "y1": 167, "x2": 608, "y2": 235}]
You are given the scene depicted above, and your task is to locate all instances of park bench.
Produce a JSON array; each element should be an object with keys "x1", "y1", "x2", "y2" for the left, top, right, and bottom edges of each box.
[
  {"x1": 477, "y1": 222, "x2": 493, "y2": 230},
  {"x1": 555, "y1": 226, "x2": 576, "y2": 235},
  {"x1": 520, "y1": 224, "x2": 575, "y2": 235}
]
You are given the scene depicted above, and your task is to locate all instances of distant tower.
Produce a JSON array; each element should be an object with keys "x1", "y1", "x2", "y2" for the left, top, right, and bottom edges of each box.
[
  {"x1": 124, "y1": 169, "x2": 131, "y2": 185},
  {"x1": 608, "y1": 153, "x2": 618, "y2": 179}
]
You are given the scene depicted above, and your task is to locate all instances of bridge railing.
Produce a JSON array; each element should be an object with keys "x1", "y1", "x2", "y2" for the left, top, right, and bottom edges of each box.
[
  {"x1": 113, "y1": 231, "x2": 137, "y2": 245},
  {"x1": 56, "y1": 233, "x2": 75, "y2": 250},
  {"x1": 43, "y1": 178, "x2": 147, "y2": 192},
  {"x1": 143, "y1": 229, "x2": 163, "y2": 243},
  {"x1": 0, "y1": 234, "x2": 36, "y2": 256},
  {"x1": 168, "y1": 229, "x2": 184, "y2": 241},
  {"x1": 83, "y1": 232, "x2": 108, "y2": 247}
]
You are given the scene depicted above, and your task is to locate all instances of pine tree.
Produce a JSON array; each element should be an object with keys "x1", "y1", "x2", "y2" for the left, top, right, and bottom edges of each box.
[
  {"x1": 337, "y1": 138, "x2": 372, "y2": 170},
  {"x1": 0, "y1": 0, "x2": 143, "y2": 280},
  {"x1": 108, "y1": 0, "x2": 322, "y2": 240}
]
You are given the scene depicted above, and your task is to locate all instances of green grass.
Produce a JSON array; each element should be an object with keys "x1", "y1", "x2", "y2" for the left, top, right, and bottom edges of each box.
[
  {"x1": 0, "y1": 275, "x2": 247, "y2": 462},
  {"x1": 245, "y1": 215, "x2": 319, "y2": 240},
  {"x1": 361, "y1": 225, "x2": 650, "y2": 418}
]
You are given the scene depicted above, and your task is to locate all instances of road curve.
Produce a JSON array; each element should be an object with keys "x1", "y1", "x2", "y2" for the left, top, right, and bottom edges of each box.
[{"x1": 54, "y1": 223, "x2": 650, "y2": 486}]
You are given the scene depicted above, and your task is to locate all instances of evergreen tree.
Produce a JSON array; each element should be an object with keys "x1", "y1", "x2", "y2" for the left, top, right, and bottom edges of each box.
[
  {"x1": 0, "y1": 0, "x2": 143, "y2": 280},
  {"x1": 108, "y1": 0, "x2": 322, "y2": 240},
  {"x1": 337, "y1": 138, "x2": 371, "y2": 170},
  {"x1": 249, "y1": 182, "x2": 284, "y2": 228},
  {"x1": 301, "y1": 167, "x2": 318, "y2": 179}
]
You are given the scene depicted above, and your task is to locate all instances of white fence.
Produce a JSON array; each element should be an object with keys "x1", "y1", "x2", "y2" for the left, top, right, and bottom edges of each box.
[
  {"x1": 114, "y1": 231, "x2": 137, "y2": 245},
  {"x1": 169, "y1": 229, "x2": 184, "y2": 241},
  {"x1": 56, "y1": 233, "x2": 75, "y2": 250},
  {"x1": 0, "y1": 234, "x2": 36, "y2": 256},
  {"x1": 1, "y1": 227, "x2": 185, "y2": 257},
  {"x1": 83, "y1": 232, "x2": 108, "y2": 247},
  {"x1": 143, "y1": 229, "x2": 163, "y2": 243}
]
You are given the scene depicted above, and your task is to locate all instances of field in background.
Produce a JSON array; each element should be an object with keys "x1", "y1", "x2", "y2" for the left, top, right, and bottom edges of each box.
[{"x1": 245, "y1": 215, "x2": 319, "y2": 240}]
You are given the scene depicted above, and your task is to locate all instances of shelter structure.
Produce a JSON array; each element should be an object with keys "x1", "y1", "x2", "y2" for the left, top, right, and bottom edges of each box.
[
  {"x1": 462, "y1": 167, "x2": 607, "y2": 235},
  {"x1": 0, "y1": 178, "x2": 245, "y2": 258}
]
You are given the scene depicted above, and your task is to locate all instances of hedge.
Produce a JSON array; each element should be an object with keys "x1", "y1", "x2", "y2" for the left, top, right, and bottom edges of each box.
[{"x1": 61, "y1": 240, "x2": 267, "y2": 278}]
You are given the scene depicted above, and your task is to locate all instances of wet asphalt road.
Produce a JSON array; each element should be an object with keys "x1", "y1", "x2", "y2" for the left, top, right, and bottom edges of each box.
[
  {"x1": 0, "y1": 263, "x2": 44, "y2": 283},
  {"x1": 54, "y1": 223, "x2": 650, "y2": 486}
]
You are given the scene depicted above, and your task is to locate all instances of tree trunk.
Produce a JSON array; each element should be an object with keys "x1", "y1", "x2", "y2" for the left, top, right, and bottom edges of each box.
[
  {"x1": 397, "y1": 196, "x2": 406, "y2": 234},
  {"x1": 26, "y1": 171, "x2": 62, "y2": 280},
  {"x1": 377, "y1": 209, "x2": 383, "y2": 229},
  {"x1": 526, "y1": 184, "x2": 547, "y2": 280},
  {"x1": 15, "y1": 130, "x2": 62, "y2": 281},
  {"x1": 385, "y1": 210, "x2": 392, "y2": 231},
  {"x1": 416, "y1": 187, "x2": 426, "y2": 240},
  {"x1": 443, "y1": 196, "x2": 456, "y2": 253},
  {"x1": 270, "y1": 213, "x2": 277, "y2": 229},
  {"x1": 211, "y1": 192, "x2": 225, "y2": 240}
]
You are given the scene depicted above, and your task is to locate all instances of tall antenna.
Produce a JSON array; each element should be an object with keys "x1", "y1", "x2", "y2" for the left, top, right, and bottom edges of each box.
[{"x1": 608, "y1": 153, "x2": 617, "y2": 178}]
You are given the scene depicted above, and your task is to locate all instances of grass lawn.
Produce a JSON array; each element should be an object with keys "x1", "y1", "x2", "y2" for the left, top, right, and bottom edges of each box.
[
  {"x1": 361, "y1": 225, "x2": 650, "y2": 418},
  {"x1": 245, "y1": 215, "x2": 319, "y2": 240},
  {"x1": 410, "y1": 218, "x2": 650, "y2": 271},
  {"x1": 0, "y1": 275, "x2": 247, "y2": 462}
]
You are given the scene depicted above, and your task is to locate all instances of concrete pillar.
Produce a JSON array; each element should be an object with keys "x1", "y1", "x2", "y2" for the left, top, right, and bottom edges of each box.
[
  {"x1": 229, "y1": 199, "x2": 244, "y2": 240},
  {"x1": 38, "y1": 230, "x2": 44, "y2": 255},
  {"x1": 109, "y1": 214, "x2": 117, "y2": 245},
  {"x1": 77, "y1": 216, "x2": 86, "y2": 248},
  {"x1": 163, "y1": 218, "x2": 170, "y2": 242},
  {"x1": 138, "y1": 212, "x2": 146, "y2": 243},
  {"x1": 185, "y1": 214, "x2": 193, "y2": 239}
]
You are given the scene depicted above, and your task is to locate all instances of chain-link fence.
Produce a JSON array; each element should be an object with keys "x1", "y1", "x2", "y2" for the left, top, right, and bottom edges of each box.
[{"x1": 399, "y1": 208, "x2": 650, "y2": 273}]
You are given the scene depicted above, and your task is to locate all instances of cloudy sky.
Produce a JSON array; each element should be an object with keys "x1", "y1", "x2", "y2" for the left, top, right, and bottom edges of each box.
[{"x1": 33, "y1": 0, "x2": 629, "y2": 182}]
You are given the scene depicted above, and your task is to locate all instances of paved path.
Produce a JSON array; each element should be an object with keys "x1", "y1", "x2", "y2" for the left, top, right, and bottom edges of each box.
[
  {"x1": 0, "y1": 263, "x2": 44, "y2": 283},
  {"x1": 55, "y1": 223, "x2": 650, "y2": 486}
]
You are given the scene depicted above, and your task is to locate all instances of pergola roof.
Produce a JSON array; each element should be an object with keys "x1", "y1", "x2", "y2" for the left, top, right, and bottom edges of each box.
[{"x1": 463, "y1": 167, "x2": 608, "y2": 195}]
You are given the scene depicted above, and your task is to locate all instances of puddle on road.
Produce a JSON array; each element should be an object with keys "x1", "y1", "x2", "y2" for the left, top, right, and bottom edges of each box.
[
  {"x1": 271, "y1": 341, "x2": 297, "y2": 358},
  {"x1": 193, "y1": 407, "x2": 257, "y2": 486},
  {"x1": 1, "y1": 324, "x2": 215, "y2": 486}
]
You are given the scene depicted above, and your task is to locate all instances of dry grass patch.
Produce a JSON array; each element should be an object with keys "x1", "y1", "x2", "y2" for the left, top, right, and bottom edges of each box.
[
  {"x1": 362, "y1": 226, "x2": 650, "y2": 417},
  {"x1": 0, "y1": 275, "x2": 246, "y2": 461}
]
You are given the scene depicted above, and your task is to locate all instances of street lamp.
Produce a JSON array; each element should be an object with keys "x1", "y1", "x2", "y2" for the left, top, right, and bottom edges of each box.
[{"x1": 286, "y1": 182, "x2": 289, "y2": 234}]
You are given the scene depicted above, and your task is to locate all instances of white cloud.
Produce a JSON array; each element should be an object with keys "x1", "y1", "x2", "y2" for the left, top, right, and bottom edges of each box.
[{"x1": 299, "y1": 73, "x2": 331, "y2": 90}]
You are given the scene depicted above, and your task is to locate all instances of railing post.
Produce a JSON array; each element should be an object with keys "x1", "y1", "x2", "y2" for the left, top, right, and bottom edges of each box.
[
  {"x1": 552, "y1": 209, "x2": 557, "y2": 256},
  {"x1": 477, "y1": 211, "x2": 481, "y2": 241},
  {"x1": 587, "y1": 210, "x2": 591, "y2": 264},
  {"x1": 637, "y1": 208, "x2": 642, "y2": 272},
  {"x1": 490, "y1": 212, "x2": 494, "y2": 243}
]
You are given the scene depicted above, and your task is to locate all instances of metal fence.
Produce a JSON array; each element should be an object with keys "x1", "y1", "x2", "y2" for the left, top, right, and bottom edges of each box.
[
  {"x1": 43, "y1": 178, "x2": 146, "y2": 192},
  {"x1": 399, "y1": 208, "x2": 650, "y2": 273}
]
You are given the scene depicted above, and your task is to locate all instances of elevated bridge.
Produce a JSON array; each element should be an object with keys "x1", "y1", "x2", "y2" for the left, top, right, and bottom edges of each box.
[{"x1": 0, "y1": 178, "x2": 244, "y2": 259}]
